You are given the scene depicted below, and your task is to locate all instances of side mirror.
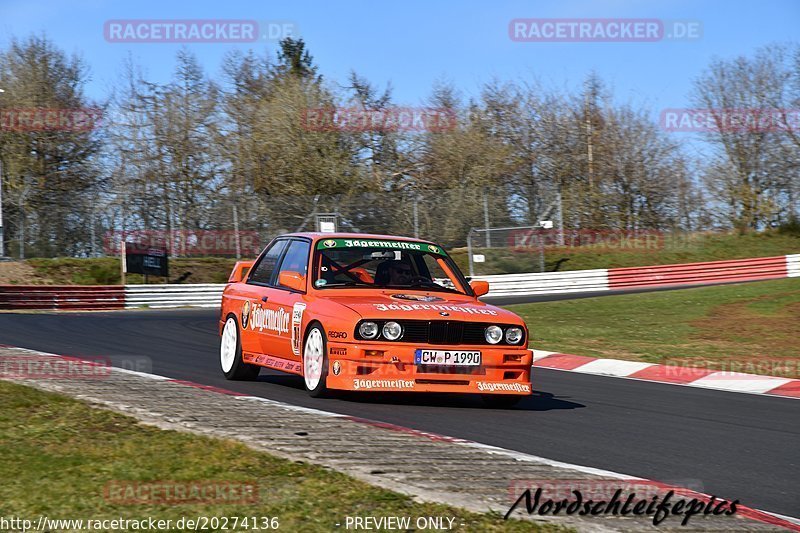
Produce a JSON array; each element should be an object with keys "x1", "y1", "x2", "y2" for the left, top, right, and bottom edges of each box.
[
  {"x1": 228, "y1": 260, "x2": 254, "y2": 283},
  {"x1": 470, "y1": 280, "x2": 490, "y2": 297},
  {"x1": 278, "y1": 271, "x2": 306, "y2": 292}
]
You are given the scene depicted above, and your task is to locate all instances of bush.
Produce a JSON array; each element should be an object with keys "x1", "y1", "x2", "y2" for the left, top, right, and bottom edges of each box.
[{"x1": 777, "y1": 216, "x2": 800, "y2": 236}]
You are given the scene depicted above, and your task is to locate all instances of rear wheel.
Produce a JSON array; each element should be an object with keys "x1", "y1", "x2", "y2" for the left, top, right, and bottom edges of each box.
[
  {"x1": 303, "y1": 324, "x2": 329, "y2": 397},
  {"x1": 481, "y1": 394, "x2": 522, "y2": 408},
  {"x1": 220, "y1": 316, "x2": 260, "y2": 381}
]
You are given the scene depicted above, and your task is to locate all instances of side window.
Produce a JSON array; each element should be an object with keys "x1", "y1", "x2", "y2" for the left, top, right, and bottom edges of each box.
[
  {"x1": 248, "y1": 240, "x2": 288, "y2": 285},
  {"x1": 277, "y1": 240, "x2": 311, "y2": 287}
]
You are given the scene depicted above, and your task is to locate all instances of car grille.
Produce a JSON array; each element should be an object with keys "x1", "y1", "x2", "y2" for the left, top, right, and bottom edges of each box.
[{"x1": 395, "y1": 320, "x2": 522, "y2": 346}]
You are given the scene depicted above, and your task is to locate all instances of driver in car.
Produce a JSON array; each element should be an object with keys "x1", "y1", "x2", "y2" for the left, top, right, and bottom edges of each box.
[
  {"x1": 375, "y1": 259, "x2": 429, "y2": 286},
  {"x1": 388, "y1": 261, "x2": 415, "y2": 285}
]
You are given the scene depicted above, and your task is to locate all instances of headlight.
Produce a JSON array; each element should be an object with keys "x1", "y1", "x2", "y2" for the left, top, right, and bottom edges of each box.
[
  {"x1": 485, "y1": 325, "x2": 503, "y2": 344},
  {"x1": 382, "y1": 321, "x2": 403, "y2": 341},
  {"x1": 359, "y1": 321, "x2": 379, "y2": 339},
  {"x1": 505, "y1": 327, "x2": 524, "y2": 344}
]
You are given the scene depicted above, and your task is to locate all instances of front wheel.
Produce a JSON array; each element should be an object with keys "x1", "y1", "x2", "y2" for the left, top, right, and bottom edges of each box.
[
  {"x1": 220, "y1": 316, "x2": 260, "y2": 381},
  {"x1": 303, "y1": 324, "x2": 329, "y2": 397}
]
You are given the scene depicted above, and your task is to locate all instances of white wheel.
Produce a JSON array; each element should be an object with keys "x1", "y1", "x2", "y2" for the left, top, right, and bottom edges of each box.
[
  {"x1": 220, "y1": 315, "x2": 259, "y2": 381},
  {"x1": 304, "y1": 327, "x2": 325, "y2": 390},
  {"x1": 220, "y1": 317, "x2": 238, "y2": 373}
]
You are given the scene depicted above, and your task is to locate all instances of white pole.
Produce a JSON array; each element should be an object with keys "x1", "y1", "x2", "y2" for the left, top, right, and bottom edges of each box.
[
  {"x1": 233, "y1": 204, "x2": 241, "y2": 259},
  {"x1": 556, "y1": 188, "x2": 564, "y2": 246},
  {"x1": 120, "y1": 205, "x2": 126, "y2": 285},
  {"x1": 0, "y1": 89, "x2": 5, "y2": 257},
  {"x1": 18, "y1": 185, "x2": 26, "y2": 260},
  {"x1": 482, "y1": 189, "x2": 491, "y2": 248},
  {"x1": 0, "y1": 159, "x2": 4, "y2": 258},
  {"x1": 413, "y1": 196, "x2": 419, "y2": 238}
]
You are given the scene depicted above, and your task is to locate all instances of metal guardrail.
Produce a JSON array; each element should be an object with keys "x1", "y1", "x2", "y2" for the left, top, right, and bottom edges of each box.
[
  {"x1": 0, "y1": 285, "x2": 125, "y2": 310},
  {"x1": 0, "y1": 254, "x2": 796, "y2": 310},
  {"x1": 608, "y1": 256, "x2": 790, "y2": 289},
  {"x1": 124, "y1": 284, "x2": 225, "y2": 309},
  {"x1": 474, "y1": 269, "x2": 609, "y2": 297},
  {"x1": 787, "y1": 254, "x2": 800, "y2": 278}
]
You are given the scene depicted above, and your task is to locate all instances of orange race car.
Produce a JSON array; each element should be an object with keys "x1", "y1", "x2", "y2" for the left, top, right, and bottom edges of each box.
[{"x1": 219, "y1": 233, "x2": 533, "y2": 407}]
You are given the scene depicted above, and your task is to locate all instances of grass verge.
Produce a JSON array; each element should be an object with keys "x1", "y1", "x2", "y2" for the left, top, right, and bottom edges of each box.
[
  {"x1": 0, "y1": 380, "x2": 562, "y2": 532},
  {"x1": 512, "y1": 278, "x2": 800, "y2": 377}
]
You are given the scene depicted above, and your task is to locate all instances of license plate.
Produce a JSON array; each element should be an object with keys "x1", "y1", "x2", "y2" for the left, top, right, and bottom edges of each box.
[{"x1": 414, "y1": 349, "x2": 481, "y2": 366}]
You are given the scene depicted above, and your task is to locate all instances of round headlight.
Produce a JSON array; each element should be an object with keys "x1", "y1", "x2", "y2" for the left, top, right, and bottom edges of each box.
[
  {"x1": 485, "y1": 325, "x2": 503, "y2": 344},
  {"x1": 505, "y1": 327, "x2": 524, "y2": 344},
  {"x1": 382, "y1": 321, "x2": 403, "y2": 341},
  {"x1": 359, "y1": 321, "x2": 379, "y2": 339}
]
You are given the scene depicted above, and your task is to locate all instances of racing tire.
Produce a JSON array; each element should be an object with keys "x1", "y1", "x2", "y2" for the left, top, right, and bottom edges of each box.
[
  {"x1": 220, "y1": 315, "x2": 260, "y2": 381},
  {"x1": 481, "y1": 394, "x2": 522, "y2": 408},
  {"x1": 302, "y1": 323, "x2": 330, "y2": 398}
]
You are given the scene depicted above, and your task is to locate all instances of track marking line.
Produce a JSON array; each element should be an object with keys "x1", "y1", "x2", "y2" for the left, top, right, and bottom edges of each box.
[
  {"x1": 569, "y1": 358, "x2": 656, "y2": 377},
  {"x1": 533, "y1": 353, "x2": 800, "y2": 399}
]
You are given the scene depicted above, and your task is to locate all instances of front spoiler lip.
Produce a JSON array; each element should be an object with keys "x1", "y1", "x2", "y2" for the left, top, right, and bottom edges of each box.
[{"x1": 325, "y1": 344, "x2": 533, "y2": 395}]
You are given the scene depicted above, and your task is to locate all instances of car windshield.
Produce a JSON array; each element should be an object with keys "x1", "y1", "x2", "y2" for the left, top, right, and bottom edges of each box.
[{"x1": 313, "y1": 238, "x2": 467, "y2": 294}]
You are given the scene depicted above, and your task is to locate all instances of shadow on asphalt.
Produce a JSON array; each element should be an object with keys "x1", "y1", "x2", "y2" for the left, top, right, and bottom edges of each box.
[{"x1": 255, "y1": 373, "x2": 584, "y2": 411}]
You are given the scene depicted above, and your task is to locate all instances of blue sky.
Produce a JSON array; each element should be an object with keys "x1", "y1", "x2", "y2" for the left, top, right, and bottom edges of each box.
[{"x1": 1, "y1": 0, "x2": 798, "y2": 154}]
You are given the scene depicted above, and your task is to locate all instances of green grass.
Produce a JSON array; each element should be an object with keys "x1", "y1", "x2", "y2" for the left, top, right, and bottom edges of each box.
[
  {"x1": 450, "y1": 230, "x2": 800, "y2": 275},
  {"x1": 511, "y1": 278, "x2": 800, "y2": 374},
  {"x1": 26, "y1": 257, "x2": 237, "y2": 285},
  {"x1": 0, "y1": 381, "x2": 561, "y2": 532}
]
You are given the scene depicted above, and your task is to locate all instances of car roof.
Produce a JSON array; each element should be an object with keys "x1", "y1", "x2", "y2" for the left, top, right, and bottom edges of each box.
[{"x1": 281, "y1": 232, "x2": 438, "y2": 245}]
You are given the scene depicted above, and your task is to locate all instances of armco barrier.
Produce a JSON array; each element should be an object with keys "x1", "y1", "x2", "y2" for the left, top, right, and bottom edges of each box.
[
  {"x1": 607, "y1": 256, "x2": 789, "y2": 290},
  {"x1": 124, "y1": 284, "x2": 224, "y2": 309},
  {"x1": 788, "y1": 254, "x2": 800, "y2": 278},
  {"x1": 0, "y1": 253, "x2": 796, "y2": 310},
  {"x1": 0, "y1": 285, "x2": 125, "y2": 310},
  {"x1": 474, "y1": 269, "x2": 609, "y2": 297}
]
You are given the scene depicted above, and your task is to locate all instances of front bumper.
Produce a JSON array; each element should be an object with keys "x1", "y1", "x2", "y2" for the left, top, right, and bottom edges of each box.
[{"x1": 324, "y1": 342, "x2": 533, "y2": 395}]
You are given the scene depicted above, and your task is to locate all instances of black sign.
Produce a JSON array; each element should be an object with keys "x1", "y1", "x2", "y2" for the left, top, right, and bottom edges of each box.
[{"x1": 125, "y1": 243, "x2": 169, "y2": 278}]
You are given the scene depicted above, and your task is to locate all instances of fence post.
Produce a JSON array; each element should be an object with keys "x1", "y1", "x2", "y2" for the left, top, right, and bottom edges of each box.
[
  {"x1": 233, "y1": 204, "x2": 241, "y2": 259},
  {"x1": 467, "y1": 229, "x2": 475, "y2": 278},
  {"x1": 482, "y1": 189, "x2": 491, "y2": 247}
]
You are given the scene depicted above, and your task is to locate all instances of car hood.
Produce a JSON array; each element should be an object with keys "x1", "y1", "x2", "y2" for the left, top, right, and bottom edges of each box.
[{"x1": 322, "y1": 291, "x2": 523, "y2": 323}]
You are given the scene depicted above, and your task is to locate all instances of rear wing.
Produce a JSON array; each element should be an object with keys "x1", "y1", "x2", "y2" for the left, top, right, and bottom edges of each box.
[{"x1": 228, "y1": 260, "x2": 254, "y2": 283}]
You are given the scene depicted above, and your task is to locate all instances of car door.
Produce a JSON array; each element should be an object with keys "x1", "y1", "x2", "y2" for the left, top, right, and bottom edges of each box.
[
  {"x1": 242, "y1": 239, "x2": 289, "y2": 357},
  {"x1": 267, "y1": 238, "x2": 312, "y2": 362}
]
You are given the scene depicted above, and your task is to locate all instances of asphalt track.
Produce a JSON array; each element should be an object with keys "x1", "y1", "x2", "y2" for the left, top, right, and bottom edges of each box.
[{"x1": 0, "y1": 306, "x2": 798, "y2": 518}]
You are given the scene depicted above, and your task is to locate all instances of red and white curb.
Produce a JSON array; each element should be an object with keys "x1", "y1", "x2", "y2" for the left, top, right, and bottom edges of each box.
[
  {"x1": 1, "y1": 345, "x2": 799, "y2": 531},
  {"x1": 532, "y1": 350, "x2": 800, "y2": 399}
]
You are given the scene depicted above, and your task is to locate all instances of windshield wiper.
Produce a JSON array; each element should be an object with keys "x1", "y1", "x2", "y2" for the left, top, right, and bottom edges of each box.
[{"x1": 321, "y1": 281, "x2": 366, "y2": 288}]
